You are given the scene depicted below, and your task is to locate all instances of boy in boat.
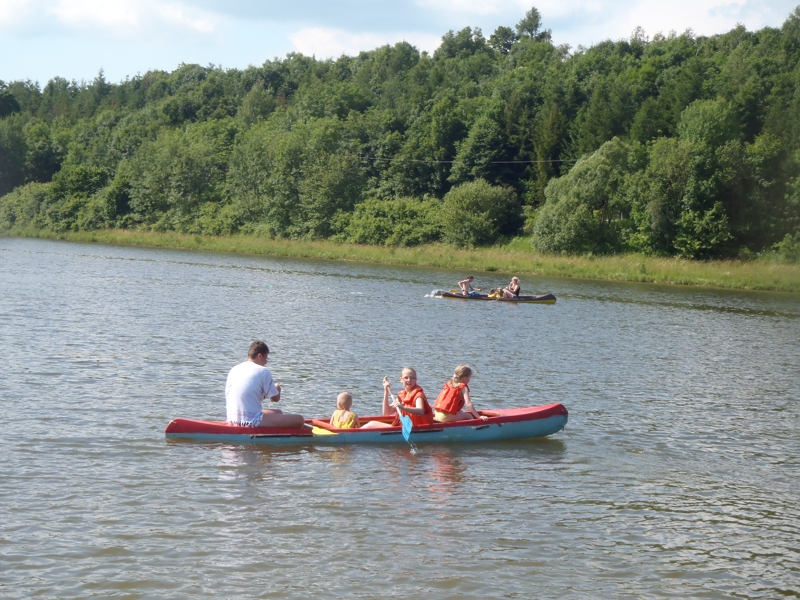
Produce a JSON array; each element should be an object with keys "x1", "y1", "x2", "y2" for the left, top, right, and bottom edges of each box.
[
  {"x1": 225, "y1": 340, "x2": 305, "y2": 428},
  {"x1": 330, "y1": 392, "x2": 360, "y2": 429},
  {"x1": 458, "y1": 275, "x2": 482, "y2": 297},
  {"x1": 361, "y1": 369, "x2": 434, "y2": 429},
  {"x1": 433, "y1": 365, "x2": 489, "y2": 422}
]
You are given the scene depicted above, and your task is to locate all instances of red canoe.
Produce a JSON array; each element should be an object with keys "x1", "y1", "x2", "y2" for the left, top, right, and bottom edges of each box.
[{"x1": 165, "y1": 403, "x2": 568, "y2": 446}]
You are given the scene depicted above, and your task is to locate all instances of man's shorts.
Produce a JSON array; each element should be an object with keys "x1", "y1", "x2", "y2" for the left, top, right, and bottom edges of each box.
[{"x1": 230, "y1": 413, "x2": 263, "y2": 427}]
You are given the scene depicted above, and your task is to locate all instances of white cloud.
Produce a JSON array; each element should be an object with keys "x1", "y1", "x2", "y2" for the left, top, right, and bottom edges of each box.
[
  {"x1": 414, "y1": 0, "x2": 794, "y2": 45},
  {"x1": 536, "y1": 0, "x2": 608, "y2": 20},
  {"x1": 414, "y1": 0, "x2": 607, "y2": 21},
  {"x1": 525, "y1": 0, "x2": 796, "y2": 49},
  {"x1": 0, "y1": 0, "x2": 220, "y2": 38},
  {"x1": 289, "y1": 27, "x2": 442, "y2": 57},
  {"x1": 619, "y1": 0, "x2": 774, "y2": 40},
  {"x1": 0, "y1": 0, "x2": 36, "y2": 27},
  {"x1": 155, "y1": 3, "x2": 216, "y2": 34},
  {"x1": 413, "y1": 0, "x2": 514, "y2": 17},
  {"x1": 48, "y1": 0, "x2": 141, "y2": 31}
]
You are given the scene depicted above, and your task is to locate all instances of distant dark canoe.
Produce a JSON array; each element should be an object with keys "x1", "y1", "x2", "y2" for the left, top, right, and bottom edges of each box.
[
  {"x1": 164, "y1": 403, "x2": 568, "y2": 446},
  {"x1": 433, "y1": 290, "x2": 557, "y2": 304}
]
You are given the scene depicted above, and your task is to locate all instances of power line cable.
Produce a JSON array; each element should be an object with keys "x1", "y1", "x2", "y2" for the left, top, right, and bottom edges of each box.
[{"x1": 358, "y1": 156, "x2": 577, "y2": 165}]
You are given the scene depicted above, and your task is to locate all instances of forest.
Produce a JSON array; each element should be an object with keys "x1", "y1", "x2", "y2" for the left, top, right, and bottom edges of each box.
[{"x1": 1, "y1": 7, "x2": 800, "y2": 261}]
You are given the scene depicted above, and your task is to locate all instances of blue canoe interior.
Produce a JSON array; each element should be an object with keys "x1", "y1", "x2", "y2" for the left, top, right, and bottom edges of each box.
[{"x1": 165, "y1": 403, "x2": 568, "y2": 446}]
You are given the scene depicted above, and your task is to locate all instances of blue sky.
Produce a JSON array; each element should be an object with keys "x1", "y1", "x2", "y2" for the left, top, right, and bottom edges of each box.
[{"x1": 1, "y1": 0, "x2": 797, "y2": 86}]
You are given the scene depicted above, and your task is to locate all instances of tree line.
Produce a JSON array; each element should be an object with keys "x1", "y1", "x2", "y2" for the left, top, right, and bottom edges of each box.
[{"x1": 1, "y1": 7, "x2": 799, "y2": 260}]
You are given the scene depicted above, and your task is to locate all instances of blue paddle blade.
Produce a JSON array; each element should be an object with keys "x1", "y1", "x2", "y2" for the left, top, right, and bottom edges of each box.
[{"x1": 400, "y1": 413, "x2": 413, "y2": 442}]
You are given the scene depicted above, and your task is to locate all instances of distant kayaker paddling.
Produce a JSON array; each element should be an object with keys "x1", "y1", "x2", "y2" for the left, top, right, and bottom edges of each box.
[{"x1": 457, "y1": 275, "x2": 482, "y2": 297}]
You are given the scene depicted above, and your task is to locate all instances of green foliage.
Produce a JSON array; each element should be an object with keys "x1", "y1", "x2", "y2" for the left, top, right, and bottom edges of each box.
[
  {"x1": 533, "y1": 137, "x2": 636, "y2": 253},
  {"x1": 387, "y1": 95, "x2": 466, "y2": 198},
  {"x1": 0, "y1": 88, "x2": 21, "y2": 118},
  {"x1": 677, "y1": 99, "x2": 741, "y2": 146},
  {"x1": 450, "y1": 114, "x2": 516, "y2": 187},
  {"x1": 516, "y1": 8, "x2": 542, "y2": 39},
  {"x1": 341, "y1": 197, "x2": 442, "y2": 246},
  {"x1": 435, "y1": 27, "x2": 491, "y2": 60},
  {"x1": 772, "y1": 231, "x2": 800, "y2": 263},
  {"x1": 0, "y1": 182, "x2": 50, "y2": 230},
  {"x1": 440, "y1": 179, "x2": 521, "y2": 247},
  {"x1": 1, "y1": 8, "x2": 799, "y2": 259},
  {"x1": 0, "y1": 114, "x2": 27, "y2": 195},
  {"x1": 227, "y1": 117, "x2": 363, "y2": 237},
  {"x1": 23, "y1": 118, "x2": 63, "y2": 182},
  {"x1": 126, "y1": 119, "x2": 238, "y2": 230},
  {"x1": 489, "y1": 26, "x2": 517, "y2": 54},
  {"x1": 237, "y1": 84, "x2": 276, "y2": 126}
]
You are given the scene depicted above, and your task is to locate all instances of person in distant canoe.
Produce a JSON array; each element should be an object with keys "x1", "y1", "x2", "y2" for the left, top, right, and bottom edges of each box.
[
  {"x1": 225, "y1": 340, "x2": 305, "y2": 428},
  {"x1": 458, "y1": 275, "x2": 482, "y2": 297},
  {"x1": 433, "y1": 365, "x2": 489, "y2": 423},
  {"x1": 502, "y1": 277, "x2": 521, "y2": 299},
  {"x1": 330, "y1": 392, "x2": 360, "y2": 429},
  {"x1": 361, "y1": 368, "x2": 433, "y2": 429}
]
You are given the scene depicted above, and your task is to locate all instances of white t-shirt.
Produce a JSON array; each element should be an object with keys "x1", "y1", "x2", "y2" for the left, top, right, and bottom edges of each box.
[{"x1": 225, "y1": 361, "x2": 280, "y2": 425}]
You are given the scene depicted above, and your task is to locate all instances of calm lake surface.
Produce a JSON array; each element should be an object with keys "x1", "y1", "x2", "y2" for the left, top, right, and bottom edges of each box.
[{"x1": 1, "y1": 237, "x2": 798, "y2": 599}]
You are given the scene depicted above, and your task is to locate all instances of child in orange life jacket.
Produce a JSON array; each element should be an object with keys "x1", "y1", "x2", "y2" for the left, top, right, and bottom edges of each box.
[
  {"x1": 360, "y1": 369, "x2": 433, "y2": 429},
  {"x1": 329, "y1": 392, "x2": 360, "y2": 429},
  {"x1": 433, "y1": 365, "x2": 489, "y2": 422}
]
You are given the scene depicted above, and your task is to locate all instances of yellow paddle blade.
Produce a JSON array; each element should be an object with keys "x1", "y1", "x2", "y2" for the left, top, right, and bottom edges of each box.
[
  {"x1": 449, "y1": 289, "x2": 460, "y2": 293},
  {"x1": 311, "y1": 426, "x2": 337, "y2": 436}
]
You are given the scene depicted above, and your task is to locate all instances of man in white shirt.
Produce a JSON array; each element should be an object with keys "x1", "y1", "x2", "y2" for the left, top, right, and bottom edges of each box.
[{"x1": 226, "y1": 341, "x2": 305, "y2": 428}]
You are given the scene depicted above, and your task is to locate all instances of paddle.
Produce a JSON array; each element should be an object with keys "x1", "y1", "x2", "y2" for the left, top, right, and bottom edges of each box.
[
  {"x1": 385, "y1": 379, "x2": 413, "y2": 443},
  {"x1": 396, "y1": 405, "x2": 413, "y2": 442}
]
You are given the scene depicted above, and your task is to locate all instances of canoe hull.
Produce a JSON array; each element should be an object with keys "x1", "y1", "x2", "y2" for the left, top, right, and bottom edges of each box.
[
  {"x1": 433, "y1": 290, "x2": 556, "y2": 304},
  {"x1": 165, "y1": 403, "x2": 568, "y2": 446}
]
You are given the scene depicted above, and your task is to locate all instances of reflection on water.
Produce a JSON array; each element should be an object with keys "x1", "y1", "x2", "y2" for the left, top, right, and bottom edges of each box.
[{"x1": 1, "y1": 237, "x2": 798, "y2": 599}]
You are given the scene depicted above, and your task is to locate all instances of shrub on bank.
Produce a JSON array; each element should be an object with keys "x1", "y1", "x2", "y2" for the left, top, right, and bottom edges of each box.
[
  {"x1": 0, "y1": 182, "x2": 50, "y2": 230},
  {"x1": 772, "y1": 232, "x2": 800, "y2": 263},
  {"x1": 341, "y1": 197, "x2": 442, "y2": 246},
  {"x1": 440, "y1": 179, "x2": 522, "y2": 248}
]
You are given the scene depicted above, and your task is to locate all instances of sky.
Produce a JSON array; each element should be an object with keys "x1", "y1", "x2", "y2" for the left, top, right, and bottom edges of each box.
[{"x1": 0, "y1": 0, "x2": 797, "y2": 86}]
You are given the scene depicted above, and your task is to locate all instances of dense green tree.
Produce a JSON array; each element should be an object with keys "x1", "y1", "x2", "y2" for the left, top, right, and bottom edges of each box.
[
  {"x1": 489, "y1": 26, "x2": 518, "y2": 54},
  {"x1": 449, "y1": 114, "x2": 517, "y2": 187},
  {"x1": 0, "y1": 87, "x2": 21, "y2": 118},
  {"x1": 533, "y1": 137, "x2": 638, "y2": 253},
  {"x1": 227, "y1": 117, "x2": 362, "y2": 237},
  {"x1": 516, "y1": 8, "x2": 542, "y2": 39},
  {"x1": 440, "y1": 179, "x2": 521, "y2": 247},
  {"x1": 126, "y1": 119, "x2": 238, "y2": 230},
  {"x1": 23, "y1": 118, "x2": 64, "y2": 182},
  {"x1": 0, "y1": 115, "x2": 27, "y2": 195}
]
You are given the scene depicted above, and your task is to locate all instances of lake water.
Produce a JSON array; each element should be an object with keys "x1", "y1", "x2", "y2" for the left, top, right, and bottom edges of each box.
[{"x1": 1, "y1": 237, "x2": 798, "y2": 599}]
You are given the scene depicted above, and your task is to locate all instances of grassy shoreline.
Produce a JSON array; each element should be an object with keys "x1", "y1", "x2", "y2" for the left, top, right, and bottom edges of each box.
[{"x1": 4, "y1": 228, "x2": 800, "y2": 293}]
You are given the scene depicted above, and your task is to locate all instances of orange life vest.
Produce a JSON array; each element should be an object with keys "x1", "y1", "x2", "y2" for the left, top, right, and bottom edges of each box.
[
  {"x1": 391, "y1": 386, "x2": 433, "y2": 427},
  {"x1": 433, "y1": 382, "x2": 468, "y2": 415}
]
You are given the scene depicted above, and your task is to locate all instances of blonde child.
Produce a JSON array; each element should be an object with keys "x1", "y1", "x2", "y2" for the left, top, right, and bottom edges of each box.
[
  {"x1": 361, "y1": 369, "x2": 433, "y2": 429},
  {"x1": 433, "y1": 365, "x2": 489, "y2": 422},
  {"x1": 330, "y1": 392, "x2": 361, "y2": 429}
]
